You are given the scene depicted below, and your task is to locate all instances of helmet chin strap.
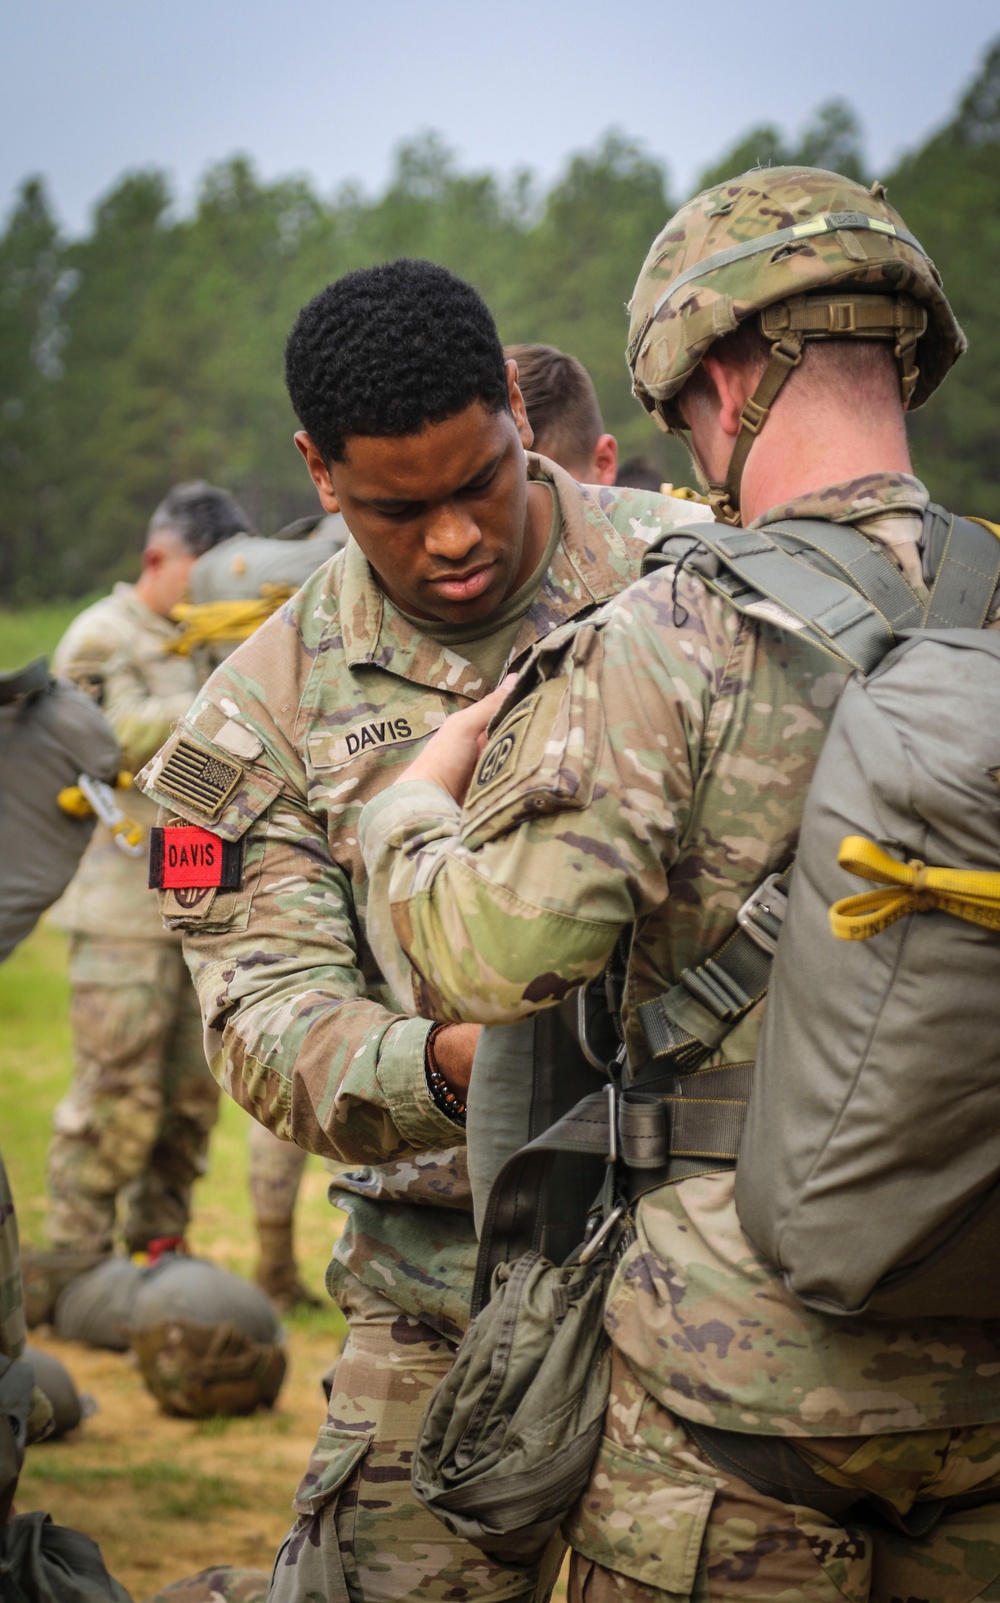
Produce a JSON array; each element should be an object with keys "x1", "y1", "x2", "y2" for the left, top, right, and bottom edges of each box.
[
  {"x1": 702, "y1": 293, "x2": 925, "y2": 526},
  {"x1": 707, "y1": 332, "x2": 804, "y2": 526}
]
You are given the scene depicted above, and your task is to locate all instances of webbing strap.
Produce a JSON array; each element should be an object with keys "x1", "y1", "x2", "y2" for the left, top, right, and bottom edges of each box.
[
  {"x1": 689, "y1": 525, "x2": 895, "y2": 671},
  {"x1": 642, "y1": 213, "x2": 928, "y2": 331},
  {"x1": 765, "y1": 520, "x2": 923, "y2": 634},
  {"x1": 472, "y1": 1062, "x2": 754, "y2": 1310},
  {"x1": 922, "y1": 511, "x2": 1000, "y2": 629},
  {"x1": 637, "y1": 866, "x2": 791, "y2": 1071}
]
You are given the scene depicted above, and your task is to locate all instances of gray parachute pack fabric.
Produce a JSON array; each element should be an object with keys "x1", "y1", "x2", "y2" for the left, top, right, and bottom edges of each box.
[
  {"x1": 54, "y1": 1257, "x2": 142, "y2": 1351},
  {"x1": 187, "y1": 521, "x2": 347, "y2": 606},
  {"x1": 23, "y1": 1345, "x2": 84, "y2": 1438},
  {"x1": 737, "y1": 629, "x2": 1000, "y2": 1318},
  {"x1": 0, "y1": 659, "x2": 121, "y2": 963},
  {"x1": 55, "y1": 1254, "x2": 282, "y2": 1350}
]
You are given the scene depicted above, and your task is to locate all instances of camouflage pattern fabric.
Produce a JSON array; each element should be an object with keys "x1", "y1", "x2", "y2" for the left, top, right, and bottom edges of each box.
[
  {"x1": 268, "y1": 1271, "x2": 563, "y2": 1603},
  {"x1": 136, "y1": 456, "x2": 709, "y2": 1334},
  {"x1": 564, "y1": 1349, "x2": 1000, "y2": 1603},
  {"x1": 140, "y1": 1567, "x2": 269, "y2": 1603},
  {"x1": 136, "y1": 458, "x2": 708, "y2": 1599},
  {"x1": 51, "y1": 583, "x2": 200, "y2": 943},
  {"x1": 45, "y1": 584, "x2": 215, "y2": 1255},
  {"x1": 0, "y1": 1147, "x2": 25, "y2": 1363},
  {"x1": 625, "y1": 166, "x2": 965, "y2": 428},
  {"x1": 47, "y1": 938, "x2": 219, "y2": 1253},
  {"x1": 0, "y1": 1148, "x2": 53, "y2": 1442},
  {"x1": 247, "y1": 1121, "x2": 307, "y2": 1226},
  {"x1": 357, "y1": 471, "x2": 1000, "y2": 1446}
]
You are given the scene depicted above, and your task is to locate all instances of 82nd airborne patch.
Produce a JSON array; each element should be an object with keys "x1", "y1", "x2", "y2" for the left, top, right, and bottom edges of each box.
[{"x1": 155, "y1": 737, "x2": 243, "y2": 818}]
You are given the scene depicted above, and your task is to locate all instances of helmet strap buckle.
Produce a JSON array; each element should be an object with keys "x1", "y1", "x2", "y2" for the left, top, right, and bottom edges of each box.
[{"x1": 713, "y1": 328, "x2": 804, "y2": 525}]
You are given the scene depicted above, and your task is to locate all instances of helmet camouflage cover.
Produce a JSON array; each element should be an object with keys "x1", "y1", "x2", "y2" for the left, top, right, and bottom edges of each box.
[{"x1": 627, "y1": 167, "x2": 965, "y2": 519}]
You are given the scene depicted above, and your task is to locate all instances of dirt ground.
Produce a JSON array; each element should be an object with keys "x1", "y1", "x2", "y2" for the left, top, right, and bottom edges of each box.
[{"x1": 17, "y1": 1301, "x2": 339, "y2": 1599}]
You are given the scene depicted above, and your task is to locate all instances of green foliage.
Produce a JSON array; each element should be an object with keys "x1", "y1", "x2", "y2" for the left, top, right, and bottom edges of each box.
[
  {"x1": 1, "y1": 39, "x2": 999, "y2": 597},
  {"x1": 695, "y1": 99, "x2": 868, "y2": 193}
]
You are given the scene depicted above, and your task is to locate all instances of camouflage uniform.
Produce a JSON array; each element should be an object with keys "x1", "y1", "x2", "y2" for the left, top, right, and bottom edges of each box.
[
  {"x1": 48, "y1": 584, "x2": 218, "y2": 1254},
  {"x1": 1, "y1": 1149, "x2": 53, "y2": 1443},
  {"x1": 141, "y1": 1571, "x2": 270, "y2": 1603},
  {"x1": 357, "y1": 472, "x2": 1000, "y2": 1603},
  {"x1": 137, "y1": 457, "x2": 711, "y2": 1603}
]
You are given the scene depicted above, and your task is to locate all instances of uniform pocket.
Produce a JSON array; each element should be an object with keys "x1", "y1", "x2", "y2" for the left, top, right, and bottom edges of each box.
[
  {"x1": 565, "y1": 1434, "x2": 715, "y2": 1594},
  {"x1": 291, "y1": 1423, "x2": 372, "y2": 1518}
]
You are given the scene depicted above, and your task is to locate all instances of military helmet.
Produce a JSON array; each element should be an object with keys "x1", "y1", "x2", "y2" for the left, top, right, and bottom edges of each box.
[{"x1": 626, "y1": 166, "x2": 966, "y2": 521}]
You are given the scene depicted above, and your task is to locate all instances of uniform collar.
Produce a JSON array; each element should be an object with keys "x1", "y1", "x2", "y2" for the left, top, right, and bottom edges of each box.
[
  {"x1": 112, "y1": 580, "x2": 183, "y2": 640},
  {"x1": 333, "y1": 453, "x2": 638, "y2": 699},
  {"x1": 751, "y1": 471, "x2": 930, "y2": 529}
]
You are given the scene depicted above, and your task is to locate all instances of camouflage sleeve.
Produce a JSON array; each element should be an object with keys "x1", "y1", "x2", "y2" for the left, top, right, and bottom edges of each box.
[
  {"x1": 359, "y1": 571, "x2": 736, "y2": 1023},
  {"x1": 138, "y1": 687, "x2": 463, "y2": 1164},
  {"x1": 178, "y1": 786, "x2": 460, "y2": 1163},
  {"x1": 0, "y1": 1149, "x2": 25, "y2": 1362},
  {"x1": 55, "y1": 629, "x2": 192, "y2": 771}
]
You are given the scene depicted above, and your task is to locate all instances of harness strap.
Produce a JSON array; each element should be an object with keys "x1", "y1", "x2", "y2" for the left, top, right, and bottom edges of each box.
[
  {"x1": 923, "y1": 512, "x2": 1000, "y2": 629},
  {"x1": 473, "y1": 1061, "x2": 755, "y2": 1312},
  {"x1": 685, "y1": 1419, "x2": 1000, "y2": 1535},
  {"x1": 636, "y1": 867, "x2": 791, "y2": 1071},
  {"x1": 765, "y1": 519, "x2": 924, "y2": 633}
]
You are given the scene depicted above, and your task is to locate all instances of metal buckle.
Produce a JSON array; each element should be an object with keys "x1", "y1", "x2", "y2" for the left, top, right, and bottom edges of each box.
[{"x1": 735, "y1": 872, "x2": 789, "y2": 957}]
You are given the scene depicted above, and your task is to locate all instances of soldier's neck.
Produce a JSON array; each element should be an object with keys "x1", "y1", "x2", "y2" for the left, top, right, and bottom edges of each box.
[{"x1": 738, "y1": 410, "x2": 913, "y2": 528}]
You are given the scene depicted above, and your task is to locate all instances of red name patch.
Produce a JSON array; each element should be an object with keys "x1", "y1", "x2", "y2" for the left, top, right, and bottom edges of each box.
[{"x1": 148, "y1": 826, "x2": 242, "y2": 891}]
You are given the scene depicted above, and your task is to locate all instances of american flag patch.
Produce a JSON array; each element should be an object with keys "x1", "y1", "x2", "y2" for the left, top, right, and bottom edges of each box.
[{"x1": 156, "y1": 738, "x2": 243, "y2": 818}]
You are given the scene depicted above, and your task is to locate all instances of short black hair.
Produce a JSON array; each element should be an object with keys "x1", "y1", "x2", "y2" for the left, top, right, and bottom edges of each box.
[
  {"x1": 284, "y1": 259, "x2": 510, "y2": 463},
  {"x1": 147, "y1": 481, "x2": 253, "y2": 555}
]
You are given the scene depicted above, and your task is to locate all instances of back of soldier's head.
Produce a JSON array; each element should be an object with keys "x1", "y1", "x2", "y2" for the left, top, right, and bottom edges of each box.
[
  {"x1": 503, "y1": 343, "x2": 605, "y2": 479},
  {"x1": 285, "y1": 259, "x2": 510, "y2": 464},
  {"x1": 148, "y1": 482, "x2": 253, "y2": 557}
]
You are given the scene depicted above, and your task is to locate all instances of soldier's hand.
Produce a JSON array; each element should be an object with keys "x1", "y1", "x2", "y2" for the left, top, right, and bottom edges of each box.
[
  {"x1": 430, "y1": 1022, "x2": 482, "y2": 1096},
  {"x1": 402, "y1": 679, "x2": 513, "y2": 803}
]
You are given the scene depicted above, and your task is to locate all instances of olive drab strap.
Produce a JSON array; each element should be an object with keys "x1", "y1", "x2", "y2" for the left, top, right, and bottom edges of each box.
[{"x1": 708, "y1": 292, "x2": 929, "y2": 524}]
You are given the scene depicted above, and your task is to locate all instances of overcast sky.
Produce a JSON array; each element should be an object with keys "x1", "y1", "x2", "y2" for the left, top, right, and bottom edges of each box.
[{"x1": 2, "y1": 0, "x2": 997, "y2": 235}]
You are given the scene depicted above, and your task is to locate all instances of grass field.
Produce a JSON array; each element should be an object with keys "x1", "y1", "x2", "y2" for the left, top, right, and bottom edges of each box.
[
  {"x1": 1, "y1": 920, "x2": 349, "y2": 1598},
  {"x1": 0, "y1": 599, "x2": 103, "y2": 672}
]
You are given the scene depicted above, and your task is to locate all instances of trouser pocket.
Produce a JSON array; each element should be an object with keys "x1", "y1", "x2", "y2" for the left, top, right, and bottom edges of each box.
[{"x1": 268, "y1": 1424, "x2": 372, "y2": 1603}]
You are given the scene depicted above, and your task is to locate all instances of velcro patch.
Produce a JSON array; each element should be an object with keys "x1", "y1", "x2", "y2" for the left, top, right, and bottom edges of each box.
[
  {"x1": 148, "y1": 826, "x2": 243, "y2": 891},
  {"x1": 471, "y1": 695, "x2": 537, "y2": 795},
  {"x1": 155, "y1": 737, "x2": 243, "y2": 817}
]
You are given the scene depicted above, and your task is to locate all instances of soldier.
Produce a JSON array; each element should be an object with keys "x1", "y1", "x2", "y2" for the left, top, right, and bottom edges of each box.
[
  {"x1": 26, "y1": 483, "x2": 252, "y2": 1322},
  {"x1": 137, "y1": 258, "x2": 711, "y2": 1603},
  {"x1": 356, "y1": 172, "x2": 1000, "y2": 1602},
  {"x1": 504, "y1": 343, "x2": 618, "y2": 485}
]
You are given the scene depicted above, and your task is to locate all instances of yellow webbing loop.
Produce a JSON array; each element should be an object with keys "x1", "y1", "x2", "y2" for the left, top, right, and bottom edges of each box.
[
  {"x1": 57, "y1": 770, "x2": 133, "y2": 817},
  {"x1": 830, "y1": 835, "x2": 1000, "y2": 940},
  {"x1": 167, "y1": 589, "x2": 296, "y2": 655}
]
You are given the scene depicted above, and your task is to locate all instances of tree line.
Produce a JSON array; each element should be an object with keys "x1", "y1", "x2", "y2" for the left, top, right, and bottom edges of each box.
[{"x1": 1, "y1": 39, "x2": 998, "y2": 600}]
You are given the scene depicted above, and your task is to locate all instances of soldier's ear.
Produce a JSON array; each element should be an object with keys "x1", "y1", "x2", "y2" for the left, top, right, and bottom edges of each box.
[
  {"x1": 506, "y1": 362, "x2": 534, "y2": 450},
  {"x1": 294, "y1": 432, "x2": 341, "y2": 514}
]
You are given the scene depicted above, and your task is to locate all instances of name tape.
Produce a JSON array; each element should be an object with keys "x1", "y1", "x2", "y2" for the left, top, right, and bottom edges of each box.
[{"x1": 148, "y1": 826, "x2": 243, "y2": 891}]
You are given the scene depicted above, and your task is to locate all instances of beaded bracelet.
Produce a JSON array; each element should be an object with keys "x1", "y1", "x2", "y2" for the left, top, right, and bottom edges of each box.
[{"x1": 424, "y1": 1025, "x2": 468, "y2": 1126}]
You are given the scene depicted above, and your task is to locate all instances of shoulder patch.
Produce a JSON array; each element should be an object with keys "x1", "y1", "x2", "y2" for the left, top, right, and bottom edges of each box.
[
  {"x1": 155, "y1": 737, "x2": 244, "y2": 818},
  {"x1": 471, "y1": 695, "x2": 537, "y2": 795}
]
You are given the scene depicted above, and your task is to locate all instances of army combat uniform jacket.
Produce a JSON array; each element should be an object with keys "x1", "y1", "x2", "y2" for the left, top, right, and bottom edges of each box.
[
  {"x1": 52, "y1": 583, "x2": 200, "y2": 942},
  {"x1": 359, "y1": 470, "x2": 1000, "y2": 1432},
  {"x1": 138, "y1": 457, "x2": 709, "y2": 1334}
]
